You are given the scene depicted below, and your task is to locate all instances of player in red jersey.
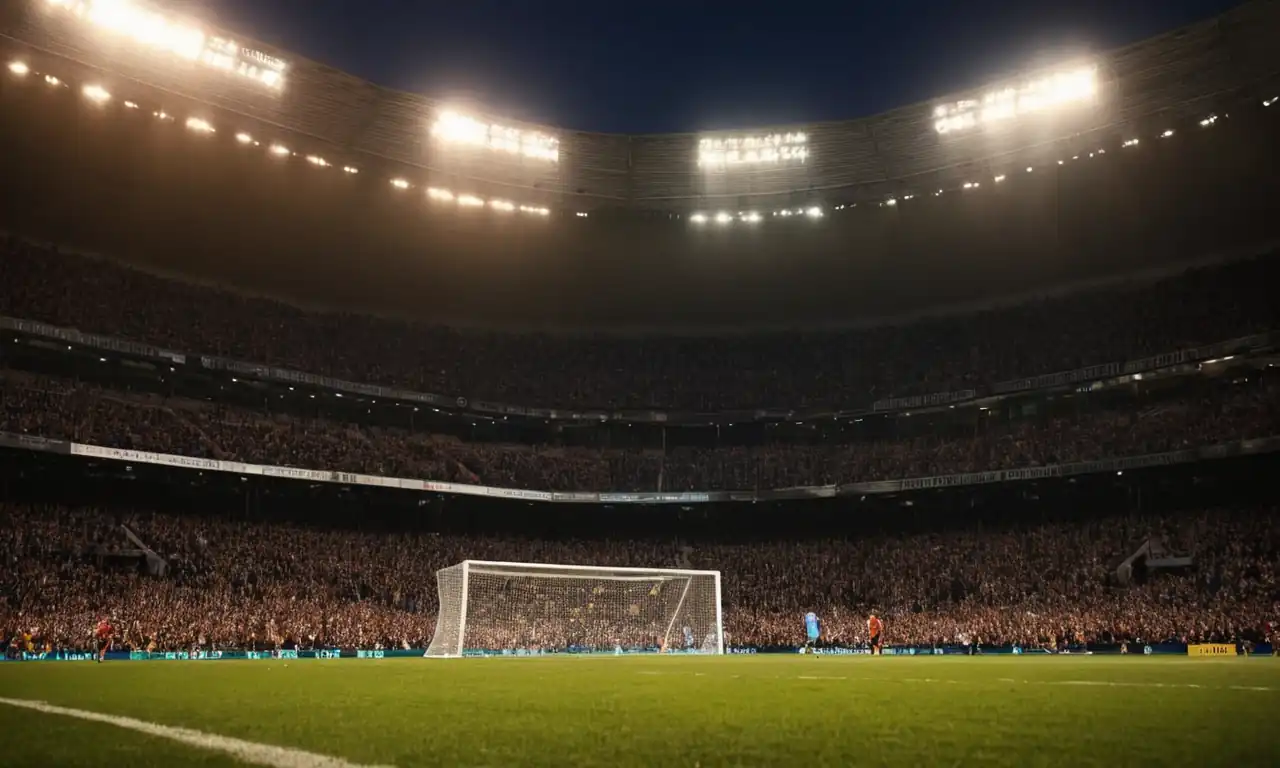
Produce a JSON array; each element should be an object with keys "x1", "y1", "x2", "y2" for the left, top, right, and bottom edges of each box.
[
  {"x1": 867, "y1": 614, "x2": 884, "y2": 655},
  {"x1": 94, "y1": 618, "x2": 112, "y2": 663}
]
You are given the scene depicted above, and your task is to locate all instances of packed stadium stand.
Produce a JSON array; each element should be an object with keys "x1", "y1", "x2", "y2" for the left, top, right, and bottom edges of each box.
[{"x1": 1, "y1": 0, "x2": 1279, "y2": 662}]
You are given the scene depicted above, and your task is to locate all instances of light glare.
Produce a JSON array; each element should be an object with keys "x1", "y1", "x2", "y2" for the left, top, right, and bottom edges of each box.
[
  {"x1": 82, "y1": 84, "x2": 111, "y2": 103},
  {"x1": 8, "y1": 61, "x2": 29, "y2": 76}
]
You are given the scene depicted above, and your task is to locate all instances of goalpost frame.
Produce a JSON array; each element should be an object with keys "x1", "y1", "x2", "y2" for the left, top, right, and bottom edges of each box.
[{"x1": 434, "y1": 560, "x2": 724, "y2": 656}]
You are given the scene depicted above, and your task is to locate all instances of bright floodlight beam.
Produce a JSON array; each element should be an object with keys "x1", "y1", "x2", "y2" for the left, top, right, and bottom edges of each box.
[
  {"x1": 82, "y1": 84, "x2": 111, "y2": 103},
  {"x1": 431, "y1": 110, "x2": 560, "y2": 162},
  {"x1": 8, "y1": 61, "x2": 29, "y2": 76}
]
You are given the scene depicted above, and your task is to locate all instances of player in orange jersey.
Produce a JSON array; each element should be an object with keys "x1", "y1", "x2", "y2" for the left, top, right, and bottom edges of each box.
[{"x1": 867, "y1": 614, "x2": 884, "y2": 655}]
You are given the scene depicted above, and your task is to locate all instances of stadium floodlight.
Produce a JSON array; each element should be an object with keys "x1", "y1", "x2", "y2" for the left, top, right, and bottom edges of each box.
[
  {"x1": 423, "y1": 561, "x2": 724, "y2": 657},
  {"x1": 342, "y1": 166, "x2": 359, "y2": 174},
  {"x1": 739, "y1": 211, "x2": 762, "y2": 223},
  {"x1": 154, "y1": 110, "x2": 173, "y2": 121},
  {"x1": 934, "y1": 63, "x2": 1097, "y2": 134},
  {"x1": 520, "y1": 205, "x2": 550, "y2": 216},
  {"x1": 885, "y1": 198, "x2": 898, "y2": 206},
  {"x1": 457, "y1": 194, "x2": 484, "y2": 207},
  {"x1": 1199, "y1": 115, "x2": 1218, "y2": 127},
  {"x1": 698, "y1": 132, "x2": 808, "y2": 169},
  {"x1": 44, "y1": 74, "x2": 60, "y2": 86},
  {"x1": 123, "y1": 100, "x2": 139, "y2": 109},
  {"x1": 689, "y1": 213, "x2": 708, "y2": 224},
  {"x1": 575, "y1": 211, "x2": 589, "y2": 218},
  {"x1": 714, "y1": 211, "x2": 733, "y2": 225},
  {"x1": 49, "y1": 0, "x2": 286, "y2": 90},
  {"x1": 8, "y1": 61, "x2": 29, "y2": 76},
  {"x1": 390, "y1": 178, "x2": 410, "y2": 189},
  {"x1": 427, "y1": 187, "x2": 454, "y2": 202},
  {"x1": 305, "y1": 155, "x2": 329, "y2": 167},
  {"x1": 82, "y1": 84, "x2": 111, "y2": 103},
  {"x1": 1122, "y1": 138, "x2": 1139, "y2": 147},
  {"x1": 1160, "y1": 129, "x2": 1175, "y2": 138},
  {"x1": 994, "y1": 174, "x2": 1006, "y2": 183},
  {"x1": 235, "y1": 132, "x2": 253, "y2": 144},
  {"x1": 269, "y1": 143, "x2": 290, "y2": 156},
  {"x1": 185, "y1": 117, "x2": 215, "y2": 133},
  {"x1": 805, "y1": 206, "x2": 823, "y2": 218},
  {"x1": 489, "y1": 199, "x2": 516, "y2": 212},
  {"x1": 1264, "y1": 96, "x2": 1277, "y2": 108},
  {"x1": 431, "y1": 110, "x2": 560, "y2": 162}
]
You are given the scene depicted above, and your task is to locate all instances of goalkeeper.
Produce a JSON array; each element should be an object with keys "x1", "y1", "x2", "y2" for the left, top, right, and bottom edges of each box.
[{"x1": 803, "y1": 612, "x2": 821, "y2": 654}]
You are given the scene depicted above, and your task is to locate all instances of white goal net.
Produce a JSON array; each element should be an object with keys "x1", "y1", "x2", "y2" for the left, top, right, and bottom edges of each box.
[{"x1": 424, "y1": 561, "x2": 723, "y2": 657}]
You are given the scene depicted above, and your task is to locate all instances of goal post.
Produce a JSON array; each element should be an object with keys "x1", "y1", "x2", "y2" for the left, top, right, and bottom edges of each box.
[{"x1": 424, "y1": 561, "x2": 724, "y2": 657}]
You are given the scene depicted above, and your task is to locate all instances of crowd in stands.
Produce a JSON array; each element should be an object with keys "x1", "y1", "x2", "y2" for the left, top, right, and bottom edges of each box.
[
  {"x1": 2, "y1": 237, "x2": 1277, "y2": 411},
  {"x1": 3, "y1": 504, "x2": 1275, "y2": 654},
  {"x1": 2, "y1": 369, "x2": 1276, "y2": 491}
]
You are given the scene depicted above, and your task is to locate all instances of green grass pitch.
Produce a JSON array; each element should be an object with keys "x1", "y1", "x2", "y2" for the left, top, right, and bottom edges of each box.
[{"x1": 1, "y1": 655, "x2": 1276, "y2": 767}]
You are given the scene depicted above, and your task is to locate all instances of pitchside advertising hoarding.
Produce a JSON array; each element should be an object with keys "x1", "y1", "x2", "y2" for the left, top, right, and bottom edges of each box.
[{"x1": 8, "y1": 642, "x2": 1273, "y2": 661}]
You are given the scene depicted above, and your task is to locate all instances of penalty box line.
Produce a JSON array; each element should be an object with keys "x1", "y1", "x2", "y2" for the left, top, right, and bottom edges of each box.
[{"x1": 0, "y1": 697, "x2": 395, "y2": 768}]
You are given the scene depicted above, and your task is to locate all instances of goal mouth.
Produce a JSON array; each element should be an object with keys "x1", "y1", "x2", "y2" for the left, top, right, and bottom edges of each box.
[{"x1": 423, "y1": 561, "x2": 724, "y2": 658}]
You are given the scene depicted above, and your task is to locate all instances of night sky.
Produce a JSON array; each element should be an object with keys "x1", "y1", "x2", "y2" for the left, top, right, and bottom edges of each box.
[{"x1": 207, "y1": 0, "x2": 1237, "y2": 133}]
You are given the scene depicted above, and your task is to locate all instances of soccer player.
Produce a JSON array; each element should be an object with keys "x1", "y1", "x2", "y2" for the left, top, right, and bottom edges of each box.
[
  {"x1": 94, "y1": 618, "x2": 112, "y2": 663},
  {"x1": 804, "y1": 611, "x2": 820, "y2": 654},
  {"x1": 867, "y1": 613, "x2": 884, "y2": 655}
]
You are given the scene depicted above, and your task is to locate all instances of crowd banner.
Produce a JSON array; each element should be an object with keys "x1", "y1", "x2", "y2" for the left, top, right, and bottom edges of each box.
[
  {"x1": 1187, "y1": 643, "x2": 1237, "y2": 657},
  {"x1": 6, "y1": 434, "x2": 1274, "y2": 506},
  {"x1": 2, "y1": 315, "x2": 186, "y2": 364},
  {"x1": 872, "y1": 389, "x2": 976, "y2": 413}
]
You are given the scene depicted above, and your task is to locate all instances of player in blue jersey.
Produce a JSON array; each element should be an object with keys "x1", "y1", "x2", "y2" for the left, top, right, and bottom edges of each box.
[{"x1": 804, "y1": 612, "x2": 820, "y2": 654}]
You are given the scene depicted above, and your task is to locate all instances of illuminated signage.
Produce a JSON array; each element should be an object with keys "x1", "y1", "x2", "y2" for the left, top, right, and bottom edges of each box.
[
  {"x1": 431, "y1": 111, "x2": 560, "y2": 163},
  {"x1": 46, "y1": 0, "x2": 286, "y2": 90},
  {"x1": 698, "y1": 132, "x2": 808, "y2": 169},
  {"x1": 933, "y1": 65, "x2": 1097, "y2": 134}
]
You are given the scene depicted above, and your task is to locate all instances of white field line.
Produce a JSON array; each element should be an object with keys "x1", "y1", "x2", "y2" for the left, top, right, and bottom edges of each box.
[
  {"x1": 638, "y1": 671, "x2": 1276, "y2": 692},
  {"x1": 0, "y1": 698, "x2": 395, "y2": 768}
]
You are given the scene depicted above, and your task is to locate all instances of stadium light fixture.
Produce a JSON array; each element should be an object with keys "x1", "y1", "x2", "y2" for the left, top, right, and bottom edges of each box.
[
  {"x1": 185, "y1": 117, "x2": 215, "y2": 134},
  {"x1": 1264, "y1": 96, "x2": 1277, "y2": 107},
  {"x1": 82, "y1": 84, "x2": 111, "y2": 103},
  {"x1": 123, "y1": 100, "x2": 139, "y2": 109},
  {"x1": 154, "y1": 110, "x2": 173, "y2": 121},
  {"x1": 8, "y1": 61, "x2": 29, "y2": 76},
  {"x1": 885, "y1": 198, "x2": 898, "y2": 206},
  {"x1": 427, "y1": 187, "x2": 455, "y2": 202},
  {"x1": 488, "y1": 199, "x2": 516, "y2": 213},
  {"x1": 44, "y1": 74, "x2": 60, "y2": 86},
  {"x1": 1199, "y1": 114, "x2": 1218, "y2": 127},
  {"x1": 235, "y1": 132, "x2": 253, "y2": 144},
  {"x1": 698, "y1": 132, "x2": 809, "y2": 169},
  {"x1": 1122, "y1": 138, "x2": 1139, "y2": 147},
  {"x1": 805, "y1": 206, "x2": 823, "y2": 218},
  {"x1": 690, "y1": 213, "x2": 708, "y2": 224},
  {"x1": 520, "y1": 205, "x2": 550, "y2": 216},
  {"x1": 1026, "y1": 166, "x2": 1034, "y2": 172},
  {"x1": 431, "y1": 110, "x2": 559, "y2": 162},
  {"x1": 994, "y1": 174, "x2": 1006, "y2": 183},
  {"x1": 342, "y1": 166, "x2": 359, "y2": 174},
  {"x1": 933, "y1": 64, "x2": 1097, "y2": 134},
  {"x1": 305, "y1": 155, "x2": 330, "y2": 167},
  {"x1": 714, "y1": 212, "x2": 733, "y2": 225},
  {"x1": 739, "y1": 212, "x2": 762, "y2": 223},
  {"x1": 902, "y1": 194, "x2": 914, "y2": 201},
  {"x1": 1160, "y1": 129, "x2": 1175, "y2": 138},
  {"x1": 458, "y1": 194, "x2": 484, "y2": 207},
  {"x1": 269, "y1": 143, "x2": 290, "y2": 156},
  {"x1": 390, "y1": 178, "x2": 410, "y2": 189},
  {"x1": 575, "y1": 212, "x2": 589, "y2": 218}
]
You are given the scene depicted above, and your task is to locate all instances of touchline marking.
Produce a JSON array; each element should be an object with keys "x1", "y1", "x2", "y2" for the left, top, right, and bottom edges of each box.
[
  {"x1": 635, "y1": 671, "x2": 1276, "y2": 692},
  {"x1": 0, "y1": 698, "x2": 395, "y2": 768}
]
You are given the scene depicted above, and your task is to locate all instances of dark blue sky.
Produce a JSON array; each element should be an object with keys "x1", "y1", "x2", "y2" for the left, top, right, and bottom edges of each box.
[{"x1": 209, "y1": 0, "x2": 1240, "y2": 133}]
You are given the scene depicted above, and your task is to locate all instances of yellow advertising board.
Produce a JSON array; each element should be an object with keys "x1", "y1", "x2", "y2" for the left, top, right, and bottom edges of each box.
[{"x1": 1187, "y1": 644, "x2": 1235, "y2": 657}]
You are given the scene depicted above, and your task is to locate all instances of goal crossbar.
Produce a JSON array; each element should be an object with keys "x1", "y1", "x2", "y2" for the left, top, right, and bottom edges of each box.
[{"x1": 461, "y1": 560, "x2": 719, "y2": 577}]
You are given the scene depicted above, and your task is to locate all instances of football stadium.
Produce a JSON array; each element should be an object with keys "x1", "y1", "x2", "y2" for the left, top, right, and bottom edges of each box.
[{"x1": 1, "y1": 0, "x2": 1279, "y2": 765}]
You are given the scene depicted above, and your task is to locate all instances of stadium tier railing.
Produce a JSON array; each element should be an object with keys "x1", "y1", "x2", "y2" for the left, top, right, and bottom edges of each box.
[
  {"x1": 2, "y1": 430, "x2": 1275, "y2": 505},
  {"x1": 0, "y1": 315, "x2": 1272, "y2": 424}
]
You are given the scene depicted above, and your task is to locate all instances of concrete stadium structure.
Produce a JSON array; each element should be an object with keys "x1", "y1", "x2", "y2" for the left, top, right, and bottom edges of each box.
[{"x1": 3, "y1": 0, "x2": 1277, "y2": 212}]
